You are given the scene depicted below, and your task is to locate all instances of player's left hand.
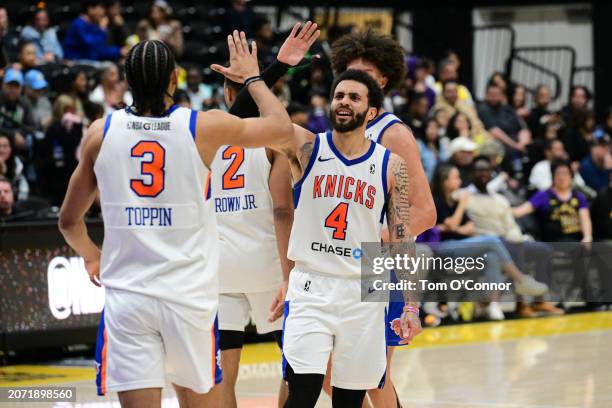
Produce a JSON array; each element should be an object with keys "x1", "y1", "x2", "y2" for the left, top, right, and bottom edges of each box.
[
  {"x1": 277, "y1": 21, "x2": 321, "y2": 66},
  {"x1": 399, "y1": 310, "x2": 422, "y2": 345},
  {"x1": 85, "y1": 251, "x2": 102, "y2": 287},
  {"x1": 269, "y1": 280, "x2": 288, "y2": 322},
  {"x1": 211, "y1": 30, "x2": 260, "y2": 84}
]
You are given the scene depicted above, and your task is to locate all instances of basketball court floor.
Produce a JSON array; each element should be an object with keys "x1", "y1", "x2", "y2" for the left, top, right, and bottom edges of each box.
[{"x1": 2, "y1": 311, "x2": 612, "y2": 407}]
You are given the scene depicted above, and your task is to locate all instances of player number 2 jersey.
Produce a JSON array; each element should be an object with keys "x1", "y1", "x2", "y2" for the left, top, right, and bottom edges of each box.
[
  {"x1": 288, "y1": 131, "x2": 391, "y2": 279},
  {"x1": 210, "y1": 146, "x2": 283, "y2": 293},
  {"x1": 93, "y1": 106, "x2": 218, "y2": 327}
]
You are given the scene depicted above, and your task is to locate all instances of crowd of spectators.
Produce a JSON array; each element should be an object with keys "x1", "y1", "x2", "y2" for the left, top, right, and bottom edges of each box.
[{"x1": 1, "y1": 1, "x2": 610, "y2": 317}]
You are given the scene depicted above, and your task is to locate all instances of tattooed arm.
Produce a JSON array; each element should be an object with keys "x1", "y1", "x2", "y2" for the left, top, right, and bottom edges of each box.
[
  {"x1": 386, "y1": 153, "x2": 423, "y2": 344},
  {"x1": 288, "y1": 124, "x2": 317, "y2": 182}
]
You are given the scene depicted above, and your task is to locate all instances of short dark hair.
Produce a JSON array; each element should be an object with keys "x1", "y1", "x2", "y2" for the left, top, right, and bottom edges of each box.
[
  {"x1": 330, "y1": 29, "x2": 406, "y2": 93},
  {"x1": 0, "y1": 175, "x2": 10, "y2": 185},
  {"x1": 224, "y1": 77, "x2": 243, "y2": 93},
  {"x1": 551, "y1": 159, "x2": 574, "y2": 178},
  {"x1": 330, "y1": 69, "x2": 384, "y2": 110},
  {"x1": 125, "y1": 40, "x2": 176, "y2": 116},
  {"x1": 571, "y1": 85, "x2": 591, "y2": 101},
  {"x1": 82, "y1": 0, "x2": 104, "y2": 13}
]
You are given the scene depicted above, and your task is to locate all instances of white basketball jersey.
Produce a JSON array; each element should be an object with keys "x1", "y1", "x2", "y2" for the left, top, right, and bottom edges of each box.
[
  {"x1": 210, "y1": 146, "x2": 283, "y2": 293},
  {"x1": 365, "y1": 111, "x2": 403, "y2": 144},
  {"x1": 94, "y1": 106, "x2": 218, "y2": 327},
  {"x1": 288, "y1": 132, "x2": 391, "y2": 279}
]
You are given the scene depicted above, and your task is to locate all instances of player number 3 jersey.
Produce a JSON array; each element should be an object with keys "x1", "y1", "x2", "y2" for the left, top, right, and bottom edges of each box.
[{"x1": 288, "y1": 131, "x2": 391, "y2": 279}]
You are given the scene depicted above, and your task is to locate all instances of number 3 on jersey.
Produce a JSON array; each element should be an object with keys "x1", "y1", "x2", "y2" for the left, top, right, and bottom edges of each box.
[
  {"x1": 325, "y1": 202, "x2": 349, "y2": 240},
  {"x1": 130, "y1": 141, "x2": 166, "y2": 197}
]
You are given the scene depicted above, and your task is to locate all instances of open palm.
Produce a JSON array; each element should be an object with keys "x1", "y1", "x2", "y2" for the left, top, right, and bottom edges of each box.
[{"x1": 277, "y1": 21, "x2": 321, "y2": 66}]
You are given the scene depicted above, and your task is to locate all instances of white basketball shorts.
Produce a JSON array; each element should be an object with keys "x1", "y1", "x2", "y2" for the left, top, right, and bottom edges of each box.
[
  {"x1": 218, "y1": 289, "x2": 283, "y2": 334},
  {"x1": 281, "y1": 267, "x2": 387, "y2": 390}
]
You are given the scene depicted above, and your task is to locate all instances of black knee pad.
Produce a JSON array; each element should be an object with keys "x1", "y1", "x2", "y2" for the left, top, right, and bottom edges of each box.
[
  {"x1": 284, "y1": 363, "x2": 324, "y2": 408},
  {"x1": 331, "y1": 387, "x2": 366, "y2": 408},
  {"x1": 219, "y1": 330, "x2": 244, "y2": 351}
]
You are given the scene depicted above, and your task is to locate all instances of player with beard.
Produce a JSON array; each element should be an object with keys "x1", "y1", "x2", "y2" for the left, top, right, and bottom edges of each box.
[
  {"x1": 239, "y1": 67, "x2": 420, "y2": 407},
  {"x1": 327, "y1": 29, "x2": 434, "y2": 408}
]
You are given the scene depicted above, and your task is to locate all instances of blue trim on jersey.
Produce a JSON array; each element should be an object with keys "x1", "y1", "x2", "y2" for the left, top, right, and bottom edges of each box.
[
  {"x1": 213, "y1": 316, "x2": 223, "y2": 384},
  {"x1": 380, "y1": 149, "x2": 391, "y2": 223},
  {"x1": 366, "y1": 112, "x2": 391, "y2": 130},
  {"x1": 165, "y1": 104, "x2": 180, "y2": 116},
  {"x1": 95, "y1": 309, "x2": 105, "y2": 395},
  {"x1": 327, "y1": 131, "x2": 376, "y2": 166},
  {"x1": 292, "y1": 134, "x2": 320, "y2": 208},
  {"x1": 189, "y1": 110, "x2": 198, "y2": 140},
  {"x1": 281, "y1": 300, "x2": 290, "y2": 381},
  {"x1": 102, "y1": 113, "x2": 113, "y2": 139},
  {"x1": 377, "y1": 119, "x2": 402, "y2": 145}
]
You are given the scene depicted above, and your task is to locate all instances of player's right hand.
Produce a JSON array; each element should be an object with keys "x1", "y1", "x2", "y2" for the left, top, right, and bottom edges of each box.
[
  {"x1": 268, "y1": 280, "x2": 288, "y2": 322},
  {"x1": 85, "y1": 252, "x2": 102, "y2": 287},
  {"x1": 211, "y1": 30, "x2": 260, "y2": 84}
]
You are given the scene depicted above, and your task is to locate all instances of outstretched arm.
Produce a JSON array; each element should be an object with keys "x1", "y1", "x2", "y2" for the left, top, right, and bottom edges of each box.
[
  {"x1": 198, "y1": 31, "x2": 294, "y2": 166},
  {"x1": 386, "y1": 153, "x2": 422, "y2": 344},
  {"x1": 58, "y1": 119, "x2": 104, "y2": 286},
  {"x1": 229, "y1": 21, "x2": 320, "y2": 119}
]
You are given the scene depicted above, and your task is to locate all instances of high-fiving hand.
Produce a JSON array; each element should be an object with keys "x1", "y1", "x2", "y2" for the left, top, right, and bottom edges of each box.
[
  {"x1": 277, "y1": 21, "x2": 321, "y2": 66},
  {"x1": 211, "y1": 30, "x2": 260, "y2": 84}
]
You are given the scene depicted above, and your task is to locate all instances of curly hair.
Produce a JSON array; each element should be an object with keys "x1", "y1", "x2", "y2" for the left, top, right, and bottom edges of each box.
[{"x1": 330, "y1": 29, "x2": 406, "y2": 94}]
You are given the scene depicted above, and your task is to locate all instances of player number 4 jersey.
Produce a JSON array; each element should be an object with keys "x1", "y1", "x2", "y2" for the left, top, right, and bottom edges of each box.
[{"x1": 288, "y1": 132, "x2": 391, "y2": 279}]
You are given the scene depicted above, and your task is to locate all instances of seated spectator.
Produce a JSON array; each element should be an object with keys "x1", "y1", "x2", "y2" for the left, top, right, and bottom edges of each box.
[
  {"x1": 104, "y1": 1, "x2": 128, "y2": 48},
  {"x1": 431, "y1": 164, "x2": 548, "y2": 320},
  {"x1": 528, "y1": 84, "x2": 561, "y2": 140},
  {"x1": 514, "y1": 160, "x2": 592, "y2": 243},
  {"x1": 478, "y1": 82, "x2": 531, "y2": 155},
  {"x1": 416, "y1": 118, "x2": 448, "y2": 181},
  {"x1": 59, "y1": 68, "x2": 90, "y2": 120},
  {"x1": 529, "y1": 139, "x2": 586, "y2": 191},
  {"x1": 432, "y1": 107, "x2": 450, "y2": 138},
  {"x1": 446, "y1": 111, "x2": 473, "y2": 140},
  {"x1": 412, "y1": 59, "x2": 436, "y2": 108},
  {"x1": 580, "y1": 134, "x2": 612, "y2": 192},
  {"x1": 465, "y1": 155, "x2": 563, "y2": 316},
  {"x1": 253, "y1": 14, "x2": 276, "y2": 67},
  {"x1": 0, "y1": 69, "x2": 36, "y2": 153},
  {"x1": 0, "y1": 134, "x2": 28, "y2": 200},
  {"x1": 488, "y1": 72, "x2": 509, "y2": 105},
  {"x1": 0, "y1": 7, "x2": 19, "y2": 62},
  {"x1": 434, "y1": 58, "x2": 474, "y2": 104},
  {"x1": 446, "y1": 136, "x2": 477, "y2": 187},
  {"x1": 600, "y1": 107, "x2": 612, "y2": 138},
  {"x1": 0, "y1": 175, "x2": 15, "y2": 220},
  {"x1": 511, "y1": 84, "x2": 530, "y2": 122},
  {"x1": 24, "y1": 70, "x2": 52, "y2": 130},
  {"x1": 180, "y1": 68, "x2": 214, "y2": 111},
  {"x1": 19, "y1": 7, "x2": 63, "y2": 63},
  {"x1": 563, "y1": 108, "x2": 596, "y2": 163},
  {"x1": 138, "y1": 1, "x2": 184, "y2": 58},
  {"x1": 401, "y1": 92, "x2": 429, "y2": 139},
  {"x1": 63, "y1": 0, "x2": 128, "y2": 62},
  {"x1": 222, "y1": 0, "x2": 255, "y2": 39},
  {"x1": 90, "y1": 63, "x2": 132, "y2": 115},
  {"x1": 35, "y1": 95, "x2": 83, "y2": 206},
  {"x1": 306, "y1": 92, "x2": 330, "y2": 134},
  {"x1": 14, "y1": 41, "x2": 40, "y2": 73},
  {"x1": 433, "y1": 80, "x2": 487, "y2": 143},
  {"x1": 560, "y1": 85, "x2": 591, "y2": 127}
]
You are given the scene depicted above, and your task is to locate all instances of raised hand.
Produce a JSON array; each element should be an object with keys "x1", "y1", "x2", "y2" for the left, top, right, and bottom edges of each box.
[
  {"x1": 277, "y1": 21, "x2": 321, "y2": 66},
  {"x1": 211, "y1": 30, "x2": 260, "y2": 84}
]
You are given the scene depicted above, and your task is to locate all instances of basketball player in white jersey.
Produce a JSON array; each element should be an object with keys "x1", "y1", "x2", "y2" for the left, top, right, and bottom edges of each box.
[
  {"x1": 59, "y1": 35, "x2": 293, "y2": 407},
  {"x1": 212, "y1": 23, "x2": 319, "y2": 408},
  {"x1": 326, "y1": 30, "x2": 435, "y2": 407}
]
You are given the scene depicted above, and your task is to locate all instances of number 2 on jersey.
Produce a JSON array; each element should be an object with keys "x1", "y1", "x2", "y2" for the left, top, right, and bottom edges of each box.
[
  {"x1": 130, "y1": 141, "x2": 166, "y2": 197},
  {"x1": 222, "y1": 146, "x2": 245, "y2": 189},
  {"x1": 325, "y1": 202, "x2": 349, "y2": 240}
]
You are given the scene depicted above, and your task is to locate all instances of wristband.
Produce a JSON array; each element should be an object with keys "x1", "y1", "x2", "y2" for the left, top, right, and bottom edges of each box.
[
  {"x1": 244, "y1": 75, "x2": 263, "y2": 87},
  {"x1": 403, "y1": 305, "x2": 419, "y2": 315}
]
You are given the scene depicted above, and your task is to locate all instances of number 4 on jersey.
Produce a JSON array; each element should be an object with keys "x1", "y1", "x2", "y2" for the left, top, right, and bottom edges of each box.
[{"x1": 325, "y1": 202, "x2": 349, "y2": 240}]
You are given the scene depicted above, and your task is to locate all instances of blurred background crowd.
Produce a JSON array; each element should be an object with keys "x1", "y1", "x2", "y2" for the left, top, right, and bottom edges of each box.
[{"x1": 1, "y1": 0, "x2": 611, "y2": 321}]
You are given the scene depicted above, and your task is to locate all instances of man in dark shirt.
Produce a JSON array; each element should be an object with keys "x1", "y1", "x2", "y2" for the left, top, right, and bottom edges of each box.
[
  {"x1": 528, "y1": 84, "x2": 561, "y2": 140},
  {"x1": 580, "y1": 135, "x2": 612, "y2": 192},
  {"x1": 0, "y1": 68, "x2": 36, "y2": 154},
  {"x1": 478, "y1": 83, "x2": 531, "y2": 153}
]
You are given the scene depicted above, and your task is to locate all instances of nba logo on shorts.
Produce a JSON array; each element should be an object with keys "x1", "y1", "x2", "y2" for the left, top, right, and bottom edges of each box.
[{"x1": 304, "y1": 280, "x2": 311, "y2": 292}]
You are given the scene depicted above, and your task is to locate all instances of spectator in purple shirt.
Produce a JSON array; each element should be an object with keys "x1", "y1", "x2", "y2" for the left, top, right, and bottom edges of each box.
[
  {"x1": 62, "y1": 0, "x2": 128, "y2": 62},
  {"x1": 514, "y1": 160, "x2": 592, "y2": 243}
]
